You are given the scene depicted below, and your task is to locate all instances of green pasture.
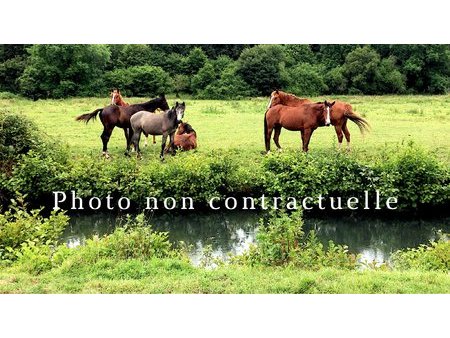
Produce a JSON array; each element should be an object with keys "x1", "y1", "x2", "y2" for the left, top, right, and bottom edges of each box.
[
  {"x1": 1, "y1": 95, "x2": 449, "y2": 163},
  {"x1": 1, "y1": 259, "x2": 448, "y2": 294}
]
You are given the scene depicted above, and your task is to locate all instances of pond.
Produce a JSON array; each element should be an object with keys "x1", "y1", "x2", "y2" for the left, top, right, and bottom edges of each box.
[{"x1": 63, "y1": 211, "x2": 450, "y2": 266}]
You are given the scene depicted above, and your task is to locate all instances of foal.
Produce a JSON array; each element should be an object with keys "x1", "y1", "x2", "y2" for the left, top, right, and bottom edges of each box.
[{"x1": 174, "y1": 122, "x2": 197, "y2": 151}]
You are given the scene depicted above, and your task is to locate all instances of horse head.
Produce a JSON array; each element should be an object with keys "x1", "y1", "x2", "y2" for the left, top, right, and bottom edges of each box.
[
  {"x1": 174, "y1": 101, "x2": 185, "y2": 122},
  {"x1": 323, "y1": 100, "x2": 336, "y2": 126},
  {"x1": 267, "y1": 90, "x2": 281, "y2": 109},
  {"x1": 110, "y1": 88, "x2": 121, "y2": 105}
]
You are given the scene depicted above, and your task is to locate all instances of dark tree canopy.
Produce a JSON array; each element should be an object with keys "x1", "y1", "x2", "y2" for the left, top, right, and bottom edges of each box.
[{"x1": 0, "y1": 44, "x2": 448, "y2": 99}]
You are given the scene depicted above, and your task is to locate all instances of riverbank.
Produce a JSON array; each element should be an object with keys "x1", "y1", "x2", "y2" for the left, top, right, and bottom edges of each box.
[{"x1": 1, "y1": 260, "x2": 449, "y2": 294}]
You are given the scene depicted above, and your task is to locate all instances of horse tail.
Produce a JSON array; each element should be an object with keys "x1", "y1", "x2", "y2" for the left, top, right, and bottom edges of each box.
[
  {"x1": 264, "y1": 109, "x2": 268, "y2": 149},
  {"x1": 75, "y1": 108, "x2": 103, "y2": 124},
  {"x1": 344, "y1": 109, "x2": 370, "y2": 134}
]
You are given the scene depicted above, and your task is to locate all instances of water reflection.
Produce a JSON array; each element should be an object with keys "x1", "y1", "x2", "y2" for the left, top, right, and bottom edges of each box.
[{"x1": 63, "y1": 211, "x2": 449, "y2": 265}]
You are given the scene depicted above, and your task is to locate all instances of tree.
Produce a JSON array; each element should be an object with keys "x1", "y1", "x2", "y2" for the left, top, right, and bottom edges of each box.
[
  {"x1": 116, "y1": 44, "x2": 153, "y2": 68},
  {"x1": 285, "y1": 63, "x2": 328, "y2": 96},
  {"x1": 183, "y1": 47, "x2": 207, "y2": 75},
  {"x1": 198, "y1": 64, "x2": 254, "y2": 99},
  {"x1": 375, "y1": 56, "x2": 406, "y2": 94},
  {"x1": 343, "y1": 46, "x2": 381, "y2": 94},
  {"x1": 237, "y1": 45, "x2": 286, "y2": 95},
  {"x1": 283, "y1": 45, "x2": 316, "y2": 67},
  {"x1": 19, "y1": 45, "x2": 110, "y2": 99},
  {"x1": 104, "y1": 65, "x2": 172, "y2": 97},
  {"x1": 191, "y1": 62, "x2": 216, "y2": 94},
  {"x1": 388, "y1": 45, "x2": 449, "y2": 93}
]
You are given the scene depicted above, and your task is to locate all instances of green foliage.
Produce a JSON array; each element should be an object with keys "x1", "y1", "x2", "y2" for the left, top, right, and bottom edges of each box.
[
  {"x1": 283, "y1": 44, "x2": 316, "y2": 67},
  {"x1": 104, "y1": 65, "x2": 173, "y2": 97},
  {"x1": 237, "y1": 45, "x2": 287, "y2": 95},
  {"x1": 18, "y1": 45, "x2": 110, "y2": 99},
  {"x1": 233, "y1": 210, "x2": 357, "y2": 270},
  {"x1": 375, "y1": 56, "x2": 406, "y2": 93},
  {"x1": 377, "y1": 143, "x2": 450, "y2": 209},
  {"x1": 285, "y1": 63, "x2": 328, "y2": 96},
  {"x1": 116, "y1": 44, "x2": 153, "y2": 68},
  {"x1": 326, "y1": 66, "x2": 348, "y2": 94},
  {"x1": 198, "y1": 63, "x2": 255, "y2": 99},
  {"x1": 0, "y1": 110, "x2": 69, "y2": 203},
  {"x1": 191, "y1": 62, "x2": 216, "y2": 94},
  {"x1": 0, "y1": 110, "x2": 38, "y2": 165},
  {"x1": 0, "y1": 199, "x2": 69, "y2": 263},
  {"x1": 391, "y1": 233, "x2": 449, "y2": 272},
  {"x1": 66, "y1": 214, "x2": 176, "y2": 265},
  {"x1": 0, "y1": 44, "x2": 448, "y2": 97},
  {"x1": 182, "y1": 47, "x2": 208, "y2": 75}
]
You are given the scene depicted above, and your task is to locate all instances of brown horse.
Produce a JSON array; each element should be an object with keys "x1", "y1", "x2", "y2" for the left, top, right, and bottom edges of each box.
[
  {"x1": 75, "y1": 93, "x2": 169, "y2": 158},
  {"x1": 268, "y1": 90, "x2": 370, "y2": 151},
  {"x1": 110, "y1": 88, "x2": 156, "y2": 146},
  {"x1": 174, "y1": 122, "x2": 197, "y2": 151},
  {"x1": 264, "y1": 101, "x2": 336, "y2": 152}
]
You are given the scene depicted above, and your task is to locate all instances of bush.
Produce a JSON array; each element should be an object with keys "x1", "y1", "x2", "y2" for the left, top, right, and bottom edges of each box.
[
  {"x1": 233, "y1": 210, "x2": 357, "y2": 270},
  {"x1": 0, "y1": 110, "x2": 69, "y2": 203},
  {"x1": 103, "y1": 65, "x2": 173, "y2": 97},
  {"x1": 65, "y1": 214, "x2": 177, "y2": 265},
  {"x1": 376, "y1": 144, "x2": 450, "y2": 209},
  {"x1": 285, "y1": 63, "x2": 328, "y2": 96},
  {"x1": 191, "y1": 62, "x2": 216, "y2": 94},
  {"x1": 237, "y1": 45, "x2": 286, "y2": 96},
  {"x1": 198, "y1": 64, "x2": 255, "y2": 99},
  {"x1": 18, "y1": 45, "x2": 110, "y2": 99},
  {"x1": 391, "y1": 233, "x2": 449, "y2": 272},
  {"x1": 0, "y1": 199, "x2": 69, "y2": 263}
]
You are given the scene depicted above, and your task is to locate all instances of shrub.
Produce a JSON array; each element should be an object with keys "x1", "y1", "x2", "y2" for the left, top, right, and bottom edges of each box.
[
  {"x1": 198, "y1": 64, "x2": 255, "y2": 99},
  {"x1": 66, "y1": 214, "x2": 177, "y2": 265},
  {"x1": 285, "y1": 63, "x2": 328, "y2": 96},
  {"x1": 0, "y1": 199, "x2": 69, "y2": 263},
  {"x1": 376, "y1": 144, "x2": 450, "y2": 209},
  {"x1": 103, "y1": 65, "x2": 173, "y2": 97},
  {"x1": 233, "y1": 210, "x2": 358, "y2": 270},
  {"x1": 391, "y1": 233, "x2": 449, "y2": 272},
  {"x1": 236, "y1": 45, "x2": 286, "y2": 96},
  {"x1": 19, "y1": 45, "x2": 110, "y2": 99}
]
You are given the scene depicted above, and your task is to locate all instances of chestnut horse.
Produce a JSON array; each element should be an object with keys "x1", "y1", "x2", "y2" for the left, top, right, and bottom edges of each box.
[
  {"x1": 110, "y1": 89, "x2": 156, "y2": 146},
  {"x1": 75, "y1": 93, "x2": 169, "y2": 158},
  {"x1": 174, "y1": 122, "x2": 197, "y2": 151},
  {"x1": 264, "y1": 101, "x2": 336, "y2": 152},
  {"x1": 267, "y1": 90, "x2": 370, "y2": 151}
]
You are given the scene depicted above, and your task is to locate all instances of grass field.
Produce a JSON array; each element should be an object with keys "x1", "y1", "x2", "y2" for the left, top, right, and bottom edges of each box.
[
  {"x1": 1, "y1": 258, "x2": 449, "y2": 294},
  {"x1": 1, "y1": 95, "x2": 449, "y2": 163}
]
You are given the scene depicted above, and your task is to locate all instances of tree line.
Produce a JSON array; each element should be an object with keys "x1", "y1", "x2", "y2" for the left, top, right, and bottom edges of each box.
[{"x1": 0, "y1": 44, "x2": 448, "y2": 100}]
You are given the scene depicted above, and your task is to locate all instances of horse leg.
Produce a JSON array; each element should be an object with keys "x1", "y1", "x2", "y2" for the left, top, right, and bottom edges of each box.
[
  {"x1": 265, "y1": 125, "x2": 274, "y2": 153},
  {"x1": 273, "y1": 125, "x2": 282, "y2": 152},
  {"x1": 144, "y1": 133, "x2": 149, "y2": 147},
  {"x1": 160, "y1": 133, "x2": 168, "y2": 160},
  {"x1": 169, "y1": 133, "x2": 176, "y2": 155},
  {"x1": 342, "y1": 120, "x2": 351, "y2": 151},
  {"x1": 101, "y1": 126, "x2": 114, "y2": 158},
  {"x1": 124, "y1": 128, "x2": 131, "y2": 156},
  {"x1": 302, "y1": 128, "x2": 313, "y2": 152},
  {"x1": 131, "y1": 129, "x2": 142, "y2": 158},
  {"x1": 334, "y1": 125, "x2": 344, "y2": 151},
  {"x1": 153, "y1": 135, "x2": 156, "y2": 145}
]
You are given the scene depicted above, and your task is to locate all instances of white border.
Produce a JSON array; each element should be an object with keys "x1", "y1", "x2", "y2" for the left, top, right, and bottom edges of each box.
[
  {"x1": 0, "y1": 295, "x2": 448, "y2": 337},
  {"x1": 1, "y1": 0, "x2": 448, "y2": 336},
  {"x1": 1, "y1": 0, "x2": 449, "y2": 43}
]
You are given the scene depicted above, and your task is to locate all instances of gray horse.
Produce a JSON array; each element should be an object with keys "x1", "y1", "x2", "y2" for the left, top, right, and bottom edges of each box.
[{"x1": 130, "y1": 102, "x2": 185, "y2": 159}]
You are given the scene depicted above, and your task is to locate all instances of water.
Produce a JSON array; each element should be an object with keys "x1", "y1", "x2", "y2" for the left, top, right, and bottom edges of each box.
[{"x1": 63, "y1": 211, "x2": 449, "y2": 265}]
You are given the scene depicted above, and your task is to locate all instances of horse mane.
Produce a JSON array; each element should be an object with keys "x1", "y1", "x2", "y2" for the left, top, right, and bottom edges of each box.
[{"x1": 278, "y1": 91, "x2": 311, "y2": 104}]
